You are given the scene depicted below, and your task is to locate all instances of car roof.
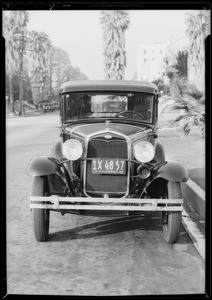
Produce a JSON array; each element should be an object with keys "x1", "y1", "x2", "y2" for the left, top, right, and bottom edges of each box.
[{"x1": 60, "y1": 80, "x2": 158, "y2": 94}]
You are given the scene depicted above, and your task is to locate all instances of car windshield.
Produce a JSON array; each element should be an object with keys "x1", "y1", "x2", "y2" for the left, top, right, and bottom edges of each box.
[{"x1": 63, "y1": 92, "x2": 154, "y2": 123}]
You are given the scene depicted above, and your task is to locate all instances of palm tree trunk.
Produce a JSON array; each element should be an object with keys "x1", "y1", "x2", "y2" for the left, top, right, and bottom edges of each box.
[
  {"x1": 9, "y1": 75, "x2": 15, "y2": 114},
  {"x1": 170, "y1": 78, "x2": 180, "y2": 99}
]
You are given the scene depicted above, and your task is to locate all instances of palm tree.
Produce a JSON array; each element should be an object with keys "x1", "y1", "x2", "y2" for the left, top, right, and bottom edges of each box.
[
  {"x1": 173, "y1": 50, "x2": 188, "y2": 77},
  {"x1": 3, "y1": 11, "x2": 29, "y2": 114},
  {"x1": 27, "y1": 31, "x2": 51, "y2": 107},
  {"x1": 170, "y1": 82, "x2": 205, "y2": 136},
  {"x1": 3, "y1": 12, "x2": 18, "y2": 114},
  {"x1": 100, "y1": 10, "x2": 130, "y2": 80},
  {"x1": 186, "y1": 10, "x2": 210, "y2": 92},
  {"x1": 159, "y1": 60, "x2": 205, "y2": 136}
]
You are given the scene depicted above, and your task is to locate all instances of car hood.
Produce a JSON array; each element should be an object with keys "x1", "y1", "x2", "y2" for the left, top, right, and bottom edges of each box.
[{"x1": 65, "y1": 122, "x2": 153, "y2": 142}]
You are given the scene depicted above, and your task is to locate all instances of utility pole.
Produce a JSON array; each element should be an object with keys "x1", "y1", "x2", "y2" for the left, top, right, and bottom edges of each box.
[
  {"x1": 18, "y1": 34, "x2": 24, "y2": 116},
  {"x1": 49, "y1": 52, "x2": 53, "y2": 102}
]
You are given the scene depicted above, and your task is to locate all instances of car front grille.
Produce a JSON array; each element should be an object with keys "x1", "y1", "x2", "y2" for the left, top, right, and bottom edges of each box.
[{"x1": 85, "y1": 135, "x2": 128, "y2": 197}]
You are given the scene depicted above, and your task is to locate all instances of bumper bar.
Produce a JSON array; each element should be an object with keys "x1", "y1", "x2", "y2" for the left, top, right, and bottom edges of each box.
[{"x1": 30, "y1": 196, "x2": 183, "y2": 211}]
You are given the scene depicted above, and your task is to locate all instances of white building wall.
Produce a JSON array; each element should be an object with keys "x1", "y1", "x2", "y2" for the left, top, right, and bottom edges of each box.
[{"x1": 137, "y1": 43, "x2": 167, "y2": 82}]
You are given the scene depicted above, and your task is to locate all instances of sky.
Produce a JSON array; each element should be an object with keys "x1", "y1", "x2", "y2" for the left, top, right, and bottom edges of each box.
[{"x1": 26, "y1": 10, "x2": 190, "y2": 80}]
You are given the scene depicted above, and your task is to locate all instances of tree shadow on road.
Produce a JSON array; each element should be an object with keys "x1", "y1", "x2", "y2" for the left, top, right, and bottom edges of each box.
[{"x1": 48, "y1": 213, "x2": 191, "y2": 245}]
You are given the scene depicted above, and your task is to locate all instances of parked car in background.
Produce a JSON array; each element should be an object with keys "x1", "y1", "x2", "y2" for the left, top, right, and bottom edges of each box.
[
  {"x1": 26, "y1": 80, "x2": 188, "y2": 243},
  {"x1": 52, "y1": 101, "x2": 60, "y2": 110},
  {"x1": 42, "y1": 101, "x2": 55, "y2": 113}
]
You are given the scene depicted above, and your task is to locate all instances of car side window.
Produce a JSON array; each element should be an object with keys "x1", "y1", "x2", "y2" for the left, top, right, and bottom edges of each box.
[{"x1": 128, "y1": 94, "x2": 153, "y2": 121}]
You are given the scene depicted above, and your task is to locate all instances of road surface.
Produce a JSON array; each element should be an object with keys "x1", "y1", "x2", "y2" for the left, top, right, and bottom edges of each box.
[{"x1": 6, "y1": 113, "x2": 205, "y2": 296}]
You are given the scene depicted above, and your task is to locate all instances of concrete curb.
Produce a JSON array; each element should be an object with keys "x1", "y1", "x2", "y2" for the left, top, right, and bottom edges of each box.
[
  {"x1": 181, "y1": 179, "x2": 205, "y2": 221},
  {"x1": 182, "y1": 210, "x2": 205, "y2": 260},
  {"x1": 181, "y1": 179, "x2": 205, "y2": 259}
]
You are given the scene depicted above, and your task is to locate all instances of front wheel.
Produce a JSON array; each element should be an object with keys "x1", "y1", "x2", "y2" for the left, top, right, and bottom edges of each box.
[
  {"x1": 31, "y1": 176, "x2": 50, "y2": 242},
  {"x1": 162, "y1": 182, "x2": 182, "y2": 244}
]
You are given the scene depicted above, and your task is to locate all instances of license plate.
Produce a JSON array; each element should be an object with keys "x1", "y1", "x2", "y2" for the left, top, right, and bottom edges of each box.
[{"x1": 92, "y1": 159, "x2": 126, "y2": 174}]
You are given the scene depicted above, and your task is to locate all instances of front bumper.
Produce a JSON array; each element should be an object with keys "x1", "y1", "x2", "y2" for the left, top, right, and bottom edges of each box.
[{"x1": 30, "y1": 196, "x2": 183, "y2": 211}]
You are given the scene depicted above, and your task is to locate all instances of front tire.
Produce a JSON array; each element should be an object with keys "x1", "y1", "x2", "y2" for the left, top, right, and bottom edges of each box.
[
  {"x1": 162, "y1": 182, "x2": 182, "y2": 244},
  {"x1": 32, "y1": 176, "x2": 50, "y2": 242}
]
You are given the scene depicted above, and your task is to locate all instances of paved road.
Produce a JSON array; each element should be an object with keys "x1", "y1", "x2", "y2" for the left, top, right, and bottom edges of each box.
[{"x1": 6, "y1": 113, "x2": 205, "y2": 296}]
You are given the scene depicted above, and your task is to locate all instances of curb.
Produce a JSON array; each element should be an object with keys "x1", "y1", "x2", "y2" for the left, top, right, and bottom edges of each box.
[
  {"x1": 181, "y1": 179, "x2": 205, "y2": 259},
  {"x1": 181, "y1": 179, "x2": 205, "y2": 221},
  {"x1": 182, "y1": 210, "x2": 205, "y2": 260}
]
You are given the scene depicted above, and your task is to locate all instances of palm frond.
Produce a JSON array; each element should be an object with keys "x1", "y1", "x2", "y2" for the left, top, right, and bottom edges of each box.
[
  {"x1": 182, "y1": 83, "x2": 204, "y2": 100},
  {"x1": 171, "y1": 105, "x2": 188, "y2": 111},
  {"x1": 170, "y1": 115, "x2": 185, "y2": 124},
  {"x1": 178, "y1": 122, "x2": 192, "y2": 136}
]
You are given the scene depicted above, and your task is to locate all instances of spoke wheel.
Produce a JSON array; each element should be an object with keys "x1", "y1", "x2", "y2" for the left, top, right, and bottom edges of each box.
[
  {"x1": 32, "y1": 176, "x2": 50, "y2": 242},
  {"x1": 162, "y1": 182, "x2": 182, "y2": 244}
]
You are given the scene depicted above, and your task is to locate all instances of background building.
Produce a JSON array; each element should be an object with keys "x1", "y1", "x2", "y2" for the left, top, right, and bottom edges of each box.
[{"x1": 137, "y1": 42, "x2": 167, "y2": 82}]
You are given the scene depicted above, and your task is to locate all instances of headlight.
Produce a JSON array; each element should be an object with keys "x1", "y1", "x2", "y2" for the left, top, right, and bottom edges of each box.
[
  {"x1": 62, "y1": 139, "x2": 83, "y2": 161},
  {"x1": 133, "y1": 141, "x2": 155, "y2": 163}
]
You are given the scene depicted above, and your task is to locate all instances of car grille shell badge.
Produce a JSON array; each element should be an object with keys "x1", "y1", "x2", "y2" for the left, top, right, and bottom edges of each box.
[{"x1": 104, "y1": 134, "x2": 112, "y2": 140}]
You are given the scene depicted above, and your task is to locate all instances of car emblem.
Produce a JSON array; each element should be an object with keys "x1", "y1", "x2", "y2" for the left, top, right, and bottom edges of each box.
[{"x1": 105, "y1": 134, "x2": 112, "y2": 140}]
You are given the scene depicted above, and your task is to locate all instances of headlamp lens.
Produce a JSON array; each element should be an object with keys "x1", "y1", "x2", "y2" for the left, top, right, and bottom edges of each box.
[
  {"x1": 134, "y1": 141, "x2": 155, "y2": 163},
  {"x1": 62, "y1": 139, "x2": 83, "y2": 161}
]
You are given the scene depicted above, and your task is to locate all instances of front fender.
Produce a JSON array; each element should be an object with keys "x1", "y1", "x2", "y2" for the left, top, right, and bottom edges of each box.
[
  {"x1": 52, "y1": 140, "x2": 63, "y2": 160},
  {"x1": 26, "y1": 156, "x2": 57, "y2": 176},
  {"x1": 155, "y1": 160, "x2": 188, "y2": 182},
  {"x1": 153, "y1": 141, "x2": 165, "y2": 163},
  {"x1": 52, "y1": 141, "x2": 74, "y2": 176}
]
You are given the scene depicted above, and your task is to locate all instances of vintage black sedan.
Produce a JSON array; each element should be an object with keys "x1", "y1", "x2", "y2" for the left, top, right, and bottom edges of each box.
[{"x1": 26, "y1": 80, "x2": 188, "y2": 243}]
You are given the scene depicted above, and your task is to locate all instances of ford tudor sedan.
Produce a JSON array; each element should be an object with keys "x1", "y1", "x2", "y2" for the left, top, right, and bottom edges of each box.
[{"x1": 26, "y1": 80, "x2": 188, "y2": 243}]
